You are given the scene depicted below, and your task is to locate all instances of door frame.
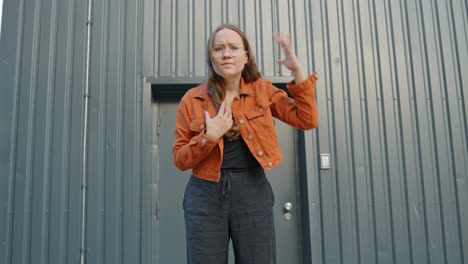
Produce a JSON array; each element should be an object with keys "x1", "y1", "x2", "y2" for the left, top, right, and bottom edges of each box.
[{"x1": 142, "y1": 78, "x2": 315, "y2": 263}]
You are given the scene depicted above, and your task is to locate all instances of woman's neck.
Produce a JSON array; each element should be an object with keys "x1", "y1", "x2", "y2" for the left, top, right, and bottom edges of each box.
[{"x1": 223, "y1": 76, "x2": 241, "y2": 92}]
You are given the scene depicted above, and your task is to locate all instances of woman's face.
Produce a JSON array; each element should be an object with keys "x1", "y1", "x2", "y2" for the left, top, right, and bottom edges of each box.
[{"x1": 210, "y1": 28, "x2": 248, "y2": 81}]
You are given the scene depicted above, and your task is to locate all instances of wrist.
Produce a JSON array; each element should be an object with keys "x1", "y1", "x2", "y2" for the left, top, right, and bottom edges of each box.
[
  {"x1": 292, "y1": 67, "x2": 307, "y2": 84},
  {"x1": 204, "y1": 130, "x2": 220, "y2": 141}
]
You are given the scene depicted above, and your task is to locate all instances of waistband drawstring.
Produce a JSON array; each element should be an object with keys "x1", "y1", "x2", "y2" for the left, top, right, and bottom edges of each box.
[{"x1": 221, "y1": 170, "x2": 231, "y2": 205}]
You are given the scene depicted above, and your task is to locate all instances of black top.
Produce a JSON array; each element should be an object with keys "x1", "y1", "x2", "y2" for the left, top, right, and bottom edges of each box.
[{"x1": 221, "y1": 137, "x2": 260, "y2": 170}]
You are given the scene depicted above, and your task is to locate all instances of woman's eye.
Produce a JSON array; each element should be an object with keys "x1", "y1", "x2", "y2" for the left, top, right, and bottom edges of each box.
[{"x1": 213, "y1": 47, "x2": 224, "y2": 52}]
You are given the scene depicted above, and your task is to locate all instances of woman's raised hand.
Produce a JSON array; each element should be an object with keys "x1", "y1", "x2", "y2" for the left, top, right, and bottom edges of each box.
[
  {"x1": 273, "y1": 33, "x2": 301, "y2": 72},
  {"x1": 204, "y1": 101, "x2": 233, "y2": 140},
  {"x1": 273, "y1": 32, "x2": 307, "y2": 83}
]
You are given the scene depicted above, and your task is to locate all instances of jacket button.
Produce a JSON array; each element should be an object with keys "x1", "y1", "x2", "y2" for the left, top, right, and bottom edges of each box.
[
  {"x1": 239, "y1": 119, "x2": 244, "y2": 124},
  {"x1": 257, "y1": 151, "x2": 263, "y2": 156},
  {"x1": 201, "y1": 138, "x2": 207, "y2": 144},
  {"x1": 247, "y1": 134, "x2": 253, "y2": 140},
  {"x1": 267, "y1": 162, "x2": 273, "y2": 167},
  {"x1": 200, "y1": 124, "x2": 205, "y2": 129}
]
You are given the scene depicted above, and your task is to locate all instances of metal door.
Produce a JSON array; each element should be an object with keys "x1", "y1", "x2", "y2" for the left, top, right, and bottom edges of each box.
[{"x1": 154, "y1": 90, "x2": 304, "y2": 263}]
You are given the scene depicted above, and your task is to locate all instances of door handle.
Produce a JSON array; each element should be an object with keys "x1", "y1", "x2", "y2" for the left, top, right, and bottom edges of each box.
[{"x1": 283, "y1": 202, "x2": 293, "y2": 221}]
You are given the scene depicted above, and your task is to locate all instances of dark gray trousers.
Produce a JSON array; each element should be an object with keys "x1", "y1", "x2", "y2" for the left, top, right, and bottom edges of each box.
[{"x1": 183, "y1": 167, "x2": 276, "y2": 264}]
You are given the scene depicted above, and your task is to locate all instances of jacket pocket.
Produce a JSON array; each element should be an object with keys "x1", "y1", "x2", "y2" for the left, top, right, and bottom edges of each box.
[
  {"x1": 245, "y1": 101, "x2": 272, "y2": 120},
  {"x1": 189, "y1": 118, "x2": 206, "y2": 133}
]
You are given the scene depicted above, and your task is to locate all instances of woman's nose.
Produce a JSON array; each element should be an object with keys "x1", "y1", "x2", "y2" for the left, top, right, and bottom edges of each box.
[{"x1": 222, "y1": 48, "x2": 233, "y2": 57}]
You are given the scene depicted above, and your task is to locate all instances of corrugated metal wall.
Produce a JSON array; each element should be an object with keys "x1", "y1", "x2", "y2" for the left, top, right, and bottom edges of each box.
[
  {"x1": 0, "y1": 0, "x2": 150, "y2": 263},
  {"x1": 301, "y1": 0, "x2": 468, "y2": 263},
  {"x1": 144, "y1": 0, "x2": 320, "y2": 82},
  {"x1": 1, "y1": 0, "x2": 87, "y2": 263},
  {"x1": 1, "y1": 0, "x2": 467, "y2": 264}
]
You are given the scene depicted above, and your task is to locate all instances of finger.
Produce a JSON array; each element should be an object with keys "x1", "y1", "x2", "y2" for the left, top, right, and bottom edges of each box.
[
  {"x1": 277, "y1": 59, "x2": 286, "y2": 65},
  {"x1": 274, "y1": 36, "x2": 285, "y2": 47},
  {"x1": 226, "y1": 116, "x2": 233, "y2": 125},
  {"x1": 223, "y1": 109, "x2": 231, "y2": 118},
  {"x1": 218, "y1": 101, "x2": 226, "y2": 116}
]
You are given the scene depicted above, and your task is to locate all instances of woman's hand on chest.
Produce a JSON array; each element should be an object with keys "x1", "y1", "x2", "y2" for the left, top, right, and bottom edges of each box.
[{"x1": 204, "y1": 101, "x2": 233, "y2": 140}]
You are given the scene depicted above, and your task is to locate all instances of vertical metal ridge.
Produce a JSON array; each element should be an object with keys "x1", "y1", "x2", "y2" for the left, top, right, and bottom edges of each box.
[
  {"x1": 226, "y1": 0, "x2": 230, "y2": 23},
  {"x1": 96, "y1": 0, "x2": 110, "y2": 262},
  {"x1": 315, "y1": 2, "x2": 327, "y2": 259},
  {"x1": 371, "y1": 5, "x2": 391, "y2": 262},
  {"x1": 305, "y1": 0, "x2": 313, "y2": 74},
  {"x1": 321, "y1": 1, "x2": 342, "y2": 260},
  {"x1": 431, "y1": 1, "x2": 459, "y2": 263},
  {"x1": 389, "y1": 0, "x2": 416, "y2": 261},
  {"x1": 359, "y1": 0, "x2": 379, "y2": 259},
  {"x1": 156, "y1": 0, "x2": 161, "y2": 77},
  {"x1": 241, "y1": 0, "x2": 246, "y2": 32},
  {"x1": 190, "y1": 0, "x2": 196, "y2": 77},
  {"x1": 133, "y1": 49, "x2": 143, "y2": 264},
  {"x1": 22, "y1": 0, "x2": 43, "y2": 262},
  {"x1": 152, "y1": 0, "x2": 157, "y2": 76},
  {"x1": 207, "y1": 0, "x2": 211, "y2": 38},
  {"x1": 255, "y1": 0, "x2": 262, "y2": 75},
  {"x1": 5, "y1": 0, "x2": 26, "y2": 262},
  {"x1": 174, "y1": 0, "x2": 178, "y2": 77},
  {"x1": 40, "y1": 0, "x2": 60, "y2": 262},
  {"x1": 239, "y1": 0, "x2": 243, "y2": 25},
  {"x1": 427, "y1": 0, "x2": 450, "y2": 262},
  {"x1": 170, "y1": 0, "x2": 176, "y2": 77},
  {"x1": 115, "y1": 0, "x2": 125, "y2": 262},
  {"x1": 127, "y1": 0, "x2": 143, "y2": 261},
  {"x1": 405, "y1": 0, "x2": 432, "y2": 261},
  {"x1": 285, "y1": 0, "x2": 292, "y2": 76},
  {"x1": 271, "y1": 0, "x2": 278, "y2": 76},
  {"x1": 58, "y1": 0, "x2": 78, "y2": 262},
  {"x1": 350, "y1": 1, "x2": 364, "y2": 262},
  {"x1": 381, "y1": 0, "x2": 399, "y2": 261},
  {"x1": 302, "y1": 0, "x2": 310, "y2": 71},
  {"x1": 450, "y1": 0, "x2": 468, "y2": 177},
  {"x1": 187, "y1": 0, "x2": 193, "y2": 77},
  {"x1": 340, "y1": 0, "x2": 360, "y2": 260},
  {"x1": 355, "y1": 1, "x2": 376, "y2": 262},
  {"x1": 435, "y1": 0, "x2": 465, "y2": 261},
  {"x1": 448, "y1": 0, "x2": 468, "y2": 257},
  {"x1": 330, "y1": 0, "x2": 349, "y2": 263},
  {"x1": 325, "y1": 0, "x2": 342, "y2": 260},
  {"x1": 396, "y1": 3, "x2": 415, "y2": 261}
]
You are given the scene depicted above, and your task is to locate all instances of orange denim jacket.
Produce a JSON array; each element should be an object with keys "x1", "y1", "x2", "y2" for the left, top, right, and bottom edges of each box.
[{"x1": 172, "y1": 73, "x2": 318, "y2": 182}]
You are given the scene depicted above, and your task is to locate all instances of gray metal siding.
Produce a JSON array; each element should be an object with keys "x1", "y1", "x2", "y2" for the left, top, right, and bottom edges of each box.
[
  {"x1": 1, "y1": 0, "x2": 467, "y2": 264},
  {"x1": 143, "y1": 0, "x2": 321, "y2": 80},
  {"x1": 1, "y1": 0, "x2": 86, "y2": 263},
  {"x1": 304, "y1": 0, "x2": 468, "y2": 263},
  {"x1": 82, "y1": 0, "x2": 147, "y2": 263},
  {"x1": 0, "y1": 0, "x2": 148, "y2": 263}
]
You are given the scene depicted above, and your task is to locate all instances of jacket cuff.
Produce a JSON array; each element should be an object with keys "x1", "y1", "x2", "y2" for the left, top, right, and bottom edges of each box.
[
  {"x1": 286, "y1": 72, "x2": 318, "y2": 94},
  {"x1": 196, "y1": 130, "x2": 218, "y2": 150}
]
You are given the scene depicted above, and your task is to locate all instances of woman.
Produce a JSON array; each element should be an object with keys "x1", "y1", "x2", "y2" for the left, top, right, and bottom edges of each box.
[{"x1": 172, "y1": 24, "x2": 318, "y2": 264}]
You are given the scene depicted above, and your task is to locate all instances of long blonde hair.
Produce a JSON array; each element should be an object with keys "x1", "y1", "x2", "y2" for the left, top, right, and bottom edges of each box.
[{"x1": 206, "y1": 24, "x2": 261, "y2": 140}]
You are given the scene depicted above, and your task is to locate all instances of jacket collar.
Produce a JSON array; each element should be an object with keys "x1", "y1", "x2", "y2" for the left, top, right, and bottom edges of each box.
[
  {"x1": 193, "y1": 81, "x2": 210, "y2": 100},
  {"x1": 193, "y1": 77, "x2": 257, "y2": 102},
  {"x1": 239, "y1": 77, "x2": 257, "y2": 96}
]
